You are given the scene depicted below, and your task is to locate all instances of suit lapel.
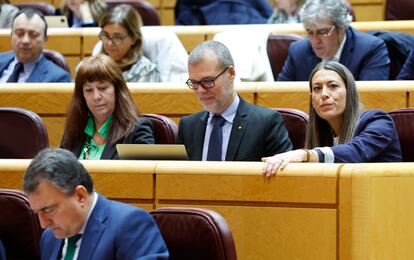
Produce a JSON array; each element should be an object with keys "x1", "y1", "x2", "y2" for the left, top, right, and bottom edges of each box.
[
  {"x1": 226, "y1": 98, "x2": 248, "y2": 161},
  {"x1": 77, "y1": 194, "x2": 108, "y2": 260},
  {"x1": 339, "y1": 28, "x2": 353, "y2": 66},
  {"x1": 101, "y1": 142, "x2": 117, "y2": 159},
  {"x1": 50, "y1": 239, "x2": 64, "y2": 260},
  {"x1": 191, "y1": 112, "x2": 208, "y2": 160},
  {"x1": 0, "y1": 53, "x2": 15, "y2": 73},
  {"x1": 26, "y1": 56, "x2": 46, "y2": 82}
]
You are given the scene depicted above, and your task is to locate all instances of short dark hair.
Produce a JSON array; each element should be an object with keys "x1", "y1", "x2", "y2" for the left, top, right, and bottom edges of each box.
[
  {"x1": 12, "y1": 8, "x2": 48, "y2": 37},
  {"x1": 23, "y1": 148, "x2": 94, "y2": 195}
]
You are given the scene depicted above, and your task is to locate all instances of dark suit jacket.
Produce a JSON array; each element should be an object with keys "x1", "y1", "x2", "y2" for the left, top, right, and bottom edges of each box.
[
  {"x1": 277, "y1": 27, "x2": 390, "y2": 81},
  {"x1": 68, "y1": 118, "x2": 154, "y2": 159},
  {"x1": 177, "y1": 97, "x2": 292, "y2": 161},
  {"x1": 0, "y1": 52, "x2": 70, "y2": 82},
  {"x1": 0, "y1": 240, "x2": 5, "y2": 260},
  {"x1": 397, "y1": 49, "x2": 414, "y2": 79},
  {"x1": 40, "y1": 194, "x2": 169, "y2": 260},
  {"x1": 331, "y1": 110, "x2": 402, "y2": 162},
  {"x1": 175, "y1": 0, "x2": 272, "y2": 25}
]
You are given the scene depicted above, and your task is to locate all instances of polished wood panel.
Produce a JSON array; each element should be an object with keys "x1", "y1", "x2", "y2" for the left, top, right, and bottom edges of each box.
[
  {"x1": 0, "y1": 159, "x2": 156, "y2": 208},
  {"x1": 0, "y1": 81, "x2": 413, "y2": 147},
  {"x1": 155, "y1": 161, "x2": 340, "y2": 260},
  {"x1": 339, "y1": 163, "x2": 414, "y2": 259},
  {"x1": 2, "y1": 20, "x2": 414, "y2": 71},
  {"x1": 1, "y1": 159, "x2": 414, "y2": 259}
]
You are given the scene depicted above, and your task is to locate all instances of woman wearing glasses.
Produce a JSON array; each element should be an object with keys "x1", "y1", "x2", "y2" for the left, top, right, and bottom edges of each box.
[
  {"x1": 263, "y1": 61, "x2": 401, "y2": 176},
  {"x1": 277, "y1": 0, "x2": 389, "y2": 81},
  {"x1": 61, "y1": 54, "x2": 155, "y2": 160},
  {"x1": 98, "y1": 4, "x2": 160, "y2": 82}
]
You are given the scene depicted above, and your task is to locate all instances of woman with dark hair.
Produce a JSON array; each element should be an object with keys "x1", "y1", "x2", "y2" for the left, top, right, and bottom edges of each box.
[
  {"x1": 98, "y1": 4, "x2": 159, "y2": 82},
  {"x1": 263, "y1": 61, "x2": 401, "y2": 176},
  {"x1": 61, "y1": 54, "x2": 154, "y2": 159}
]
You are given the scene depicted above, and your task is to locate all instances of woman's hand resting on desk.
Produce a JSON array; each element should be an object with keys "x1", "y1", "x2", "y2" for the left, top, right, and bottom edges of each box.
[{"x1": 261, "y1": 149, "x2": 309, "y2": 177}]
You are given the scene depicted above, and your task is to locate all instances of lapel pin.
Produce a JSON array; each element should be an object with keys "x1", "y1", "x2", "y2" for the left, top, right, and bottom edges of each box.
[{"x1": 238, "y1": 125, "x2": 242, "y2": 130}]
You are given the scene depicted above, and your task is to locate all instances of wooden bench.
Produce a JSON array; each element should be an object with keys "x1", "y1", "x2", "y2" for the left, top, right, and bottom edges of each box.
[
  {"x1": 0, "y1": 81, "x2": 413, "y2": 147},
  {"x1": 1, "y1": 160, "x2": 414, "y2": 259},
  {"x1": 2, "y1": 20, "x2": 414, "y2": 74}
]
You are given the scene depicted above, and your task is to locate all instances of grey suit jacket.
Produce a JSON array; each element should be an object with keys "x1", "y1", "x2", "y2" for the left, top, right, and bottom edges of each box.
[
  {"x1": 177, "y1": 97, "x2": 292, "y2": 161},
  {"x1": 0, "y1": 52, "x2": 70, "y2": 82}
]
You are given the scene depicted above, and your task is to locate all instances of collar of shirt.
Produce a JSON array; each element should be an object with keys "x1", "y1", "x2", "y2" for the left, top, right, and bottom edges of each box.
[
  {"x1": 207, "y1": 94, "x2": 239, "y2": 124},
  {"x1": 202, "y1": 94, "x2": 240, "y2": 161},
  {"x1": 0, "y1": 54, "x2": 42, "y2": 83},
  {"x1": 61, "y1": 192, "x2": 98, "y2": 260},
  {"x1": 84, "y1": 114, "x2": 112, "y2": 138},
  {"x1": 324, "y1": 34, "x2": 347, "y2": 62}
]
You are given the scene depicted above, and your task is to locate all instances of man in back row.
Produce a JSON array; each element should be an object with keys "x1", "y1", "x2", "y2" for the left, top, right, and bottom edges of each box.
[
  {"x1": 178, "y1": 40, "x2": 292, "y2": 161},
  {"x1": 278, "y1": 0, "x2": 389, "y2": 81},
  {"x1": 0, "y1": 8, "x2": 70, "y2": 83},
  {"x1": 24, "y1": 148, "x2": 168, "y2": 259}
]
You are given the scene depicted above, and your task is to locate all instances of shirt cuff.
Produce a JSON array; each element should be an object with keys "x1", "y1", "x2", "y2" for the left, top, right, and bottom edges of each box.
[{"x1": 315, "y1": 147, "x2": 335, "y2": 163}]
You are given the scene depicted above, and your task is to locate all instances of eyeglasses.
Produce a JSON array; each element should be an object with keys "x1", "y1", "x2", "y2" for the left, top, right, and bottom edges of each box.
[
  {"x1": 306, "y1": 25, "x2": 336, "y2": 39},
  {"x1": 99, "y1": 31, "x2": 129, "y2": 45},
  {"x1": 186, "y1": 67, "x2": 230, "y2": 90}
]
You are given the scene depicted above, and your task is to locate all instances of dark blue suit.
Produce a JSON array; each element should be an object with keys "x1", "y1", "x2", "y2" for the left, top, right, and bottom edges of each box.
[
  {"x1": 278, "y1": 27, "x2": 390, "y2": 81},
  {"x1": 40, "y1": 194, "x2": 168, "y2": 260},
  {"x1": 0, "y1": 52, "x2": 70, "y2": 82},
  {"x1": 177, "y1": 97, "x2": 292, "y2": 161},
  {"x1": 397, "y1": 49, "x2": 414, "y2": 80},
  {"x1": 331, "y1": 110, "x2": 402, "y2": 163},
  {"x1": 175, "y1": 0, "x2": 273, "y2": 25},
  {"x1": 0, "y1": 240, "x2": 6, "y2": 260}
]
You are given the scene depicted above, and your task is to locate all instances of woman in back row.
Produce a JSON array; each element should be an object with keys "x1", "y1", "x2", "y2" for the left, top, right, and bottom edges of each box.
[
  {"x1": 98, "y1": 4, "x2": 160, "y2": 82},
  {"x1": 61, "y1": 54, "x2": 155, "y2": 159},
  {"x1": 263, "y1": 61, "x2": 402, "y2": 176}
]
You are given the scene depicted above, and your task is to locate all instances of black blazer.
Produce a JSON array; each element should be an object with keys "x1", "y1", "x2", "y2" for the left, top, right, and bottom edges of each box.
[
  {"x1": 177, "y1": 97, "x2": 292, "y2": 161},
  {"x1": 67, "y1": 118, "x2": 154, "y2": 159}
]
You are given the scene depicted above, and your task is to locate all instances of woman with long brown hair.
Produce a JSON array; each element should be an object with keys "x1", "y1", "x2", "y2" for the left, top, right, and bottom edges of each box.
[
  {"x1": 263, "y1": 61, "x2": 402, "y2": 176},
  {"x1": 61, "y1": 54, "x2": 154, "y2": 159}
]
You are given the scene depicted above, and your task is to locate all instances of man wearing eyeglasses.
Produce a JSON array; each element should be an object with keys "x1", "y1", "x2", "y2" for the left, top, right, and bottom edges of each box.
[
  {"x1": 277, "y1": 0, "x2": 389, "y2": 81},
  {"x1": 0, "y1": 8, "x2": 70, "y2": 83},
  {"x1": 178, "y1": 40, "x2": 292, "y2": 161}
]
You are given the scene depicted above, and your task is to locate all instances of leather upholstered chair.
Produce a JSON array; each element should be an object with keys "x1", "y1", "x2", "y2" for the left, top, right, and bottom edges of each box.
[
  {"x1": 388, "y1": 108, "x2": 414, "y2": 162},
  {"x1": 106, "y1": 0, "x2": 160, "y2": 25},
  {"x1": 0, "y1": 189, "x2": 42, "y2": 260},
  {"x1": 150, "y1": 207, "x2": 237, "y2": 260},
  {"x1": 0, "y1": 107, "x2": 48, "y2": 158},
  {"x1": 267, "y1": 34, "x2": 303, "y2": 80},
  {"x1": 43, "y1": 49, "x2": 71, "y2": 74},
  {"x1": 142, "y1": 114, "x2": 178, "y2": 144},
  {"x1": 14, "y1": 2, "x2": 56, "y2": 15},
  {"x1": 385, "y1": 0, "x2": 414, "y2": 20},
  {"x1": 272, "y1": 108, "x2": 309, "y2": 150}
]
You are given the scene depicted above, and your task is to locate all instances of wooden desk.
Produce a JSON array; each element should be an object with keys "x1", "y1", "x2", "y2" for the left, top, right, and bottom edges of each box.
[
  {"x1": 2, "y1": 20, "x2": 414, "y2": 72},
  {"x1": 2, "y1": 160, "x2": 414, "y2": 259},
  {"x1": 155, "y1": 161, "x2": 339, "y2": 260},
  {"x1": 0, "y1": 81, "x2": 413, "y2": 147}
]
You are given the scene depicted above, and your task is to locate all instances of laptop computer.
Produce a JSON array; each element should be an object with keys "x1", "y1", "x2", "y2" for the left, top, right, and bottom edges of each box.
[
  {"x1": 116, "y1": 144, "x2": 188, "y2": 160},
  {"x1": 45, "y1": 16, "x2": 69, "y2": 28}
]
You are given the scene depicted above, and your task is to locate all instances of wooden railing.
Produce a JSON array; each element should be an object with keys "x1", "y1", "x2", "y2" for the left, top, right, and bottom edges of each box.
[
  {"x1": 1, "y1": 80, "x2": 413, "y2": 147},
  {"x1": 1, "y1": 20, "x2": 414, "y2": 75},
  {"x1": 1, "y1": 160, "x2": 414, "y2": 259}
]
